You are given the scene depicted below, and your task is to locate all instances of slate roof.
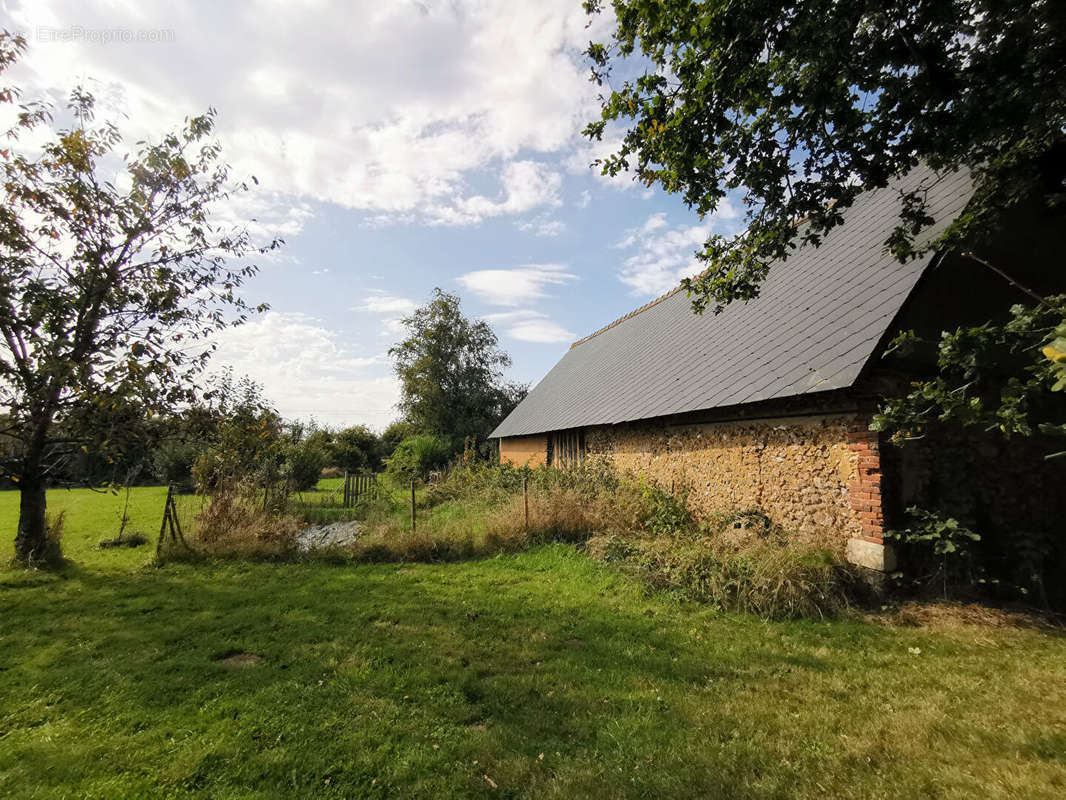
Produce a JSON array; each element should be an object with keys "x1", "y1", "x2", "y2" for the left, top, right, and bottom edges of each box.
[{"x1": 491, "y1": 167, "x2": 974, "y2": 438}]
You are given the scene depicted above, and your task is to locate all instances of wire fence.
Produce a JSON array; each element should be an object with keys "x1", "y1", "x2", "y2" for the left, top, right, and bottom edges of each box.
[{"x1": 155, "y1": 473, "x2": 399, "y2": 552}]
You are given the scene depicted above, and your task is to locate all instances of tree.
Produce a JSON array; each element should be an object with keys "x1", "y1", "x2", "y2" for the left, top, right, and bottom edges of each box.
[
  {"x1": 381, "y1": 419, "x2": 418, "y2": 457},
  {"x1": 0, "y1": 34, "x2": 278, "y2": 562},
  {"x1": 384, "y1": 433, "x2": 453, "y2": 483},
  {"x1": 190, "y1": 373, "x2": 282, "y2": 493},
  {"x1": 282, "y1": 437, "x2": 327, "y2": 492},
  {"x1": 389, "y1": 289, "x2": 526, "y2": 444},
  {"x1": 584, "y1": 0, "x2": 1066, "y2": 446},
  {"x1": 328, "y1": 425, "x2": 382, "y2": 473}
]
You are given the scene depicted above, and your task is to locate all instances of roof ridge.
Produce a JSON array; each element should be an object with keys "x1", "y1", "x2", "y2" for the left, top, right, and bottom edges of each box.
[{"x1": 569, "y1": 280, "x2": 694, "y2": 350}]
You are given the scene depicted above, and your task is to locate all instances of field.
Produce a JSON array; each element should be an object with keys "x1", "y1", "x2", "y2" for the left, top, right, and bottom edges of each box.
[{"x1": 2, "y1": 487, "x2": 1066, "y2": 798}]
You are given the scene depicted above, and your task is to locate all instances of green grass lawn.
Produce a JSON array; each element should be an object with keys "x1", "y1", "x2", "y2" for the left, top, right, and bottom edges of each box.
[
  {"x1": 288, "y1": 477, "x2": 395, "y2": 524},
  {"x1": 2, "y1": 487, "x2": 1066, "y2": 798}
]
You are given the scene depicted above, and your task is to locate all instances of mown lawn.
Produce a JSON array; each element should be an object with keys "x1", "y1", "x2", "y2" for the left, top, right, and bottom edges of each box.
[{"x1": 2, "y1": 487, "x2": 1066, "y2": 799}]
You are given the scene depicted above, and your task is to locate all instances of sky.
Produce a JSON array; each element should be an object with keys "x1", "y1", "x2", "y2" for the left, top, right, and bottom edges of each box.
[{"x1": 1, "y1": 0, "x2": 745, "y2": 430}]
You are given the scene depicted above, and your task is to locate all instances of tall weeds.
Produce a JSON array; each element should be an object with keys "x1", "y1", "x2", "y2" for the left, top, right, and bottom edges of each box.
[
  {"x1": 357, "y1": 461, "x2": 857, "y2": 619},
  {"x1": 163, "y1": 461, "x2": 858, "y2": 619},
  {"x1": 161, "y1": 481, "x2": 302, "y2": 560}
]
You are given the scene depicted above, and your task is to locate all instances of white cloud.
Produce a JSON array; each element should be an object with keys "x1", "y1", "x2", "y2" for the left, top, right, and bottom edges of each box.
[
  {"x1": 210, "y1": 191, "x2": 315, "y2": 242},
  {"x1": 575, "y1": 189, "x2": 591, "y2": 208},
  {"x1": 6, "y1": 0, "x2": 611, "y2": 226},
  {"x1": 438, "y1": 160, "x2": 563, "y2": 225},
  {"x1": 615, "y1": 212, "x2": 669, "y2": 249},
  {"x1": 458, "y1": 263, "x2": 576, "y2": 306},
  {"x1": 356, "y1": 292, "x2": 418, "y2": 337},
  {"x1": 357, "y1": 294, "x2": 417, "y2": 315},
  {"x1": 518, "y1": 214, "x2": 566, "y2": 237},
  {"x1": 211, "y1": 311, "x2": 399, "y2": 429},
  {"x1": 482, "y1": 310, "x2": 574, "y2": 343},
  {"x1": 563, "y1": 130, "x2": 638, "y2": 190},
  {"x1": 615, "y1": 202, "x2": 742, "y2": 297}
]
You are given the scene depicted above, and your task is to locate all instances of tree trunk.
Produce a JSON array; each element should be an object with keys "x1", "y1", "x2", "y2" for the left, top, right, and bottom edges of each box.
[
  {"x1": 14, "y1": 469, "x2": 48, "y2": 564},
  {"x1": 14, "y1": 406, "x2": 55, "y2": 565}
]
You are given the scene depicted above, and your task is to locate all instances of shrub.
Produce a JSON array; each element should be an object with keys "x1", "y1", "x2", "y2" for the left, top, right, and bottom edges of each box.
[
  {"x1": 886, "y1": 506, "x2": 983, "y2": 597},
  {"x1": 284, "y1": 439, "x2": 327, "y2": 492},
  {"x1": 99, "y1": 531, "x2": 149, "y2": 549},
  {"x1": 381, "y1": 419, "x2": 419, "y2": 457},
  {"x1": 423, "y1": 460, "x2": 526, "y2": 505},
  {"x1": 385, "y1": 434, "x2": 454, "y2": 483},
  {"x1": 635, "y1": 476, "x2": 694, "y2": 535},
  {"x1": 35, "y1": 511, "x2": 66, "y2": 566},
  {"x1": 328, "y1": 425, "x2": 382, "y2": 472},
  {"x1": 14, "y1": 511, "x2": 67, "y2": 566}
]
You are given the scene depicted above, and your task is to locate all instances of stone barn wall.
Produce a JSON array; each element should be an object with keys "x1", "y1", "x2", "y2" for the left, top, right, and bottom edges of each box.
[{"x1": 585, "y1": 413, "x2": 887, "y2": 562}]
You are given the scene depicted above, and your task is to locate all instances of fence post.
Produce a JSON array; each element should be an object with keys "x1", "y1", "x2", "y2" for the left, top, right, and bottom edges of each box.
[
  {"x1": 410, "y1": 479, "x2": 416, "y2": 533},
  {"x1": 523, "y1": 474, "x2": 529, "y2": 533},
  {"x1": 343, "y1": 470, "x2": 350, "y2": 507},
  {"x1": 156, "y1": 485, "x2": 173, "y2": 558}
]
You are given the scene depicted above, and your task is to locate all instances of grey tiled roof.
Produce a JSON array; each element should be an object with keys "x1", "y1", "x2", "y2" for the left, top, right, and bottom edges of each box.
[{"x1": 491, "y1": 167, "x2": 973, "y2": 438}]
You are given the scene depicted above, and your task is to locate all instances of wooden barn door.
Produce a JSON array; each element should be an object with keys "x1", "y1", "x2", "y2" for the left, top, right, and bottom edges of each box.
[{"x1": 548, "y1": 428, "x2": 586, "y2": 467}]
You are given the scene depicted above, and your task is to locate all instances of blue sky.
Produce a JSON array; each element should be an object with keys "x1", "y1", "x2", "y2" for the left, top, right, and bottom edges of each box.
[{"x1": 2, "y1": 0, "x2": 744, "y2": 429}]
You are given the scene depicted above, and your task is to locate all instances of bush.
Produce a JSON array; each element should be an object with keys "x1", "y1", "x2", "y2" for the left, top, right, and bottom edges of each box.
[
  {"x1": 99, "y1": 531, "x2": 149, "y2": 549},
  {"x1": 385, "y1": 434, "x2": 454, "y2": 483},
  {"x1": 886, "y1": 506, "x2": 984, "y2": 597},
  {"x1": 284, "y1": 439, "x2": 327, "y2": 492},
  {"x1": 38, "y1": 511, "x2": 66, "y2": 566},
  {"x1": 328, "y1": 425, "x2": 382, "y2": 472},
  {"x1": 381, "y1": 419, "x2": 419, "y2": 457},
  {"x1": 635, "y1": 476, "x2": 694, "y2": 535}
]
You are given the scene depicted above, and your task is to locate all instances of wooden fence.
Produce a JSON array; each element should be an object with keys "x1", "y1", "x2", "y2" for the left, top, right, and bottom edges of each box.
[{"x1": 342, "y1": 471, "x2": 377, "y2": 508}]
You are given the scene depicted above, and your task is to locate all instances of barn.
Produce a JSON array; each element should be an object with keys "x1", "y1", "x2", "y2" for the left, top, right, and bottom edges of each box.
[{"x1": 490, "y1": 167, "x2": 1065, "y2": 574}]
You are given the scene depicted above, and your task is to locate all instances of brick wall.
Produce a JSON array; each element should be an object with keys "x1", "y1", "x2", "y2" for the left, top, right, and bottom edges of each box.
[{"x1": 846, "y1": 425, "x2": 885, "y2": 544}]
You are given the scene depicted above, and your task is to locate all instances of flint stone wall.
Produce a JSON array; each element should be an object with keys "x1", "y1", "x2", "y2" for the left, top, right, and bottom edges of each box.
[{"x1": 585, "y1": 413, "x2": 870, "y2": 549}]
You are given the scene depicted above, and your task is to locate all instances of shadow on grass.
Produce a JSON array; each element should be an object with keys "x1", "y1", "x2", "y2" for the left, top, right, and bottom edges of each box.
[
  {"x1": 0, "y1": 549, "x2": 830, "y2": 793},
  {"x1": 3, "y1": 546, "x2": 1066, "y2": 798}
]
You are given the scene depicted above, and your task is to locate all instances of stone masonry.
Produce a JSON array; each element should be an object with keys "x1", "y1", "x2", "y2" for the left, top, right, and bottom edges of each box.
[
  {"x1": 499, "y1": 411, "x2": 898, "y2": 571},
  {"x1": 584, "y1": 412, "x2": 893, "y2": 569}
]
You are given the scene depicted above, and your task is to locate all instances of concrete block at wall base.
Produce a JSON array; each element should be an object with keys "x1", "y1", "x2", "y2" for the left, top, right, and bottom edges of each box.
[{"x1": 845, "y1": 537, "x2": 897, "y2": 572}]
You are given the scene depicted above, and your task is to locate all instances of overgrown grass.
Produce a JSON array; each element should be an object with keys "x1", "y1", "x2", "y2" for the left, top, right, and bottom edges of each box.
[
  {"x1": 592, "y1": 533, "x2": 856, "y2": 619},
  {"x1": 187, "y1": 483, "x2": 303, "y2": 558},
  {"x1": 343, "y1": 463, "x2": 857, "y2": 619},
  {"x1": 2, "y1": 489, "x2": 1066, "y2": 798},
  {"x1": 83, "y1": 466, "x2": 856, "y2": 619}
]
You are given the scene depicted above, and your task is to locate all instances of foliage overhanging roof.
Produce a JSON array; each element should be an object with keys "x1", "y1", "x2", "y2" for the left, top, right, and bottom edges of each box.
[{"x1": 491, "y1": 167, "x2": 973, "y2": 438}]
